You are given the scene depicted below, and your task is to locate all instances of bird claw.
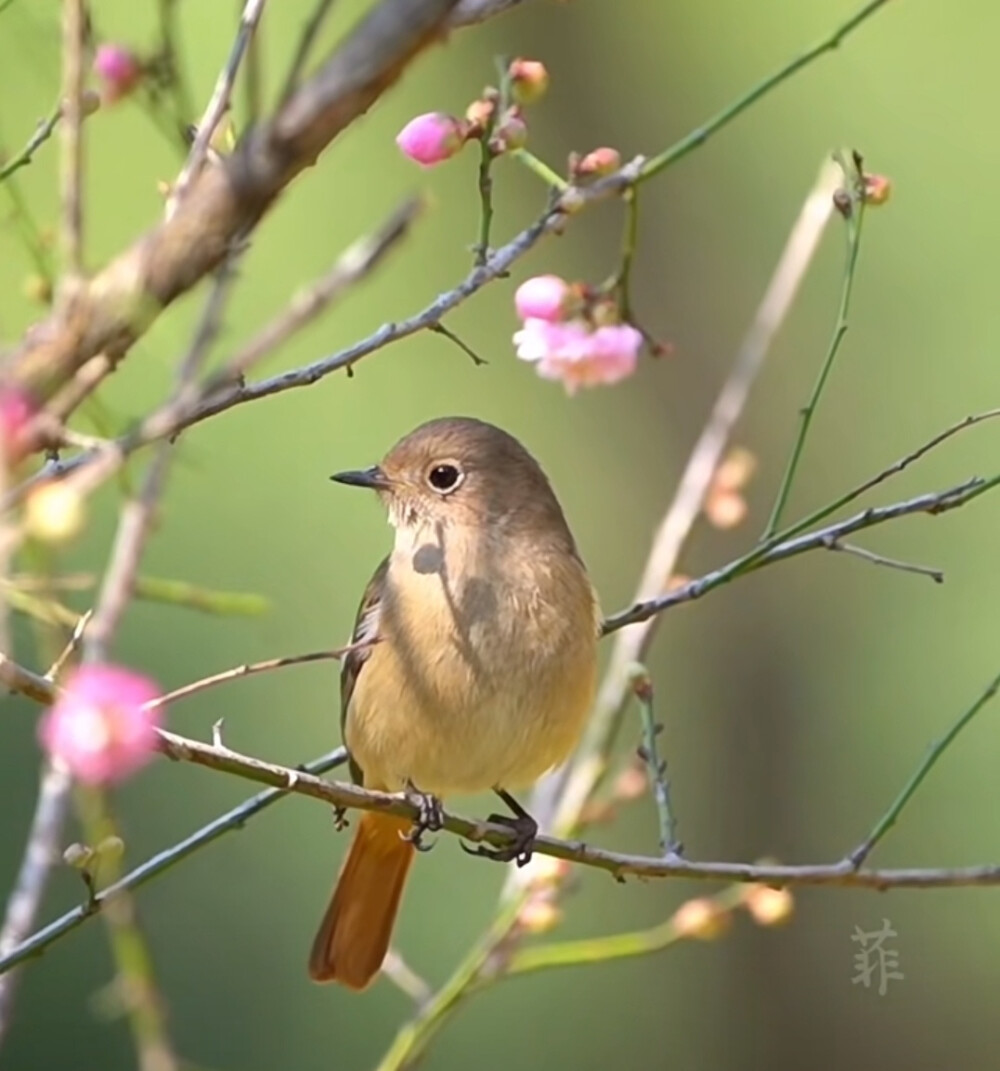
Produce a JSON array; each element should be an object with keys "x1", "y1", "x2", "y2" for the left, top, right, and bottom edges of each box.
[
  {"x1": 461, "y1": 810, "x2": 538, "y2": 868},
  {"x1": 402, "y1": 781, "x2": 444, "y2": 852}
]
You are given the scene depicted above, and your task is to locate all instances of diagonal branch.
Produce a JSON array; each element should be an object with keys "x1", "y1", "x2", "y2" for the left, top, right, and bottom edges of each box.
[{"x1": 3, "y1": 0, "x2": 464, "y2": 398}]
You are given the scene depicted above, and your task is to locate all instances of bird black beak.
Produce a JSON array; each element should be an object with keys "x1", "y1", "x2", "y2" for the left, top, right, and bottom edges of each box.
[{"x1": 330, "y1": 465, "x2": 390, "y2": 490}]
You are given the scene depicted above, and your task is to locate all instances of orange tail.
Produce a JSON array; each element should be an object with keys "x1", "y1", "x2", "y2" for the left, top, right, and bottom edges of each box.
[{"x1": 308, "y1": 811, "x2": 414, "y2": 989}]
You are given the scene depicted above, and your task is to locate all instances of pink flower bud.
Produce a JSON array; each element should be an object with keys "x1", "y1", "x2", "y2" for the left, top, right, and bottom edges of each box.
[
  {"x1": 514, "y1": 275, "x2": 570, "y2": 323},
  {"x1": 509, "y1": 59, "x2": 549, "y2": 105},
  {"x1": 574, "y1": 147, "x2": 622, "y2": 178},
  {"x1": 93, "y1": 44, "x2": 143, "y2": 103},
  {"x1": 395, "y1": 112, "x2": 466, "y2": 167},
  {"x1": 39, "y1": 664, "x2": 162, "y2": 785},
  {"x1": 0, "y1": 387, "x2": 35, "y2": 465}
]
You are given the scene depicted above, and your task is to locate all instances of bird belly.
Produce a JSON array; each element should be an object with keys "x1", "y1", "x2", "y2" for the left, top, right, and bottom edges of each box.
[{"x1": 344, "y1": 628, "x2": 597, "y2": 797}]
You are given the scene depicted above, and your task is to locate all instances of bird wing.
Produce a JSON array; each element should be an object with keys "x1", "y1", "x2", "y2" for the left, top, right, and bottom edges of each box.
[{"x1": 340, "y1": 556, "x2": 389, "y2": 785}]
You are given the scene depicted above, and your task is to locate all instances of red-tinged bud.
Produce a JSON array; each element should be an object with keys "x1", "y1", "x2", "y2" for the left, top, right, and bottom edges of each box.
[
  {"x1": 0, "y1": 386, "x2": 36, "y2": 465},
  {"x1": 573, "y1": 147, "x2": 621, "y2": 178},
  {"x1": 508, "y1": 58, "x2": 549, "y2": 105},
  {"x1": 863, "y1": 173, "x2": 892, "y2": 206}
]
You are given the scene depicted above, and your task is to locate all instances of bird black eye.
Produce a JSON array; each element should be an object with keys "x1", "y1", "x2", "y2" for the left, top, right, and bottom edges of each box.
[{"x1": 427, "y1": 462, "x2": 462, "y2": 493}]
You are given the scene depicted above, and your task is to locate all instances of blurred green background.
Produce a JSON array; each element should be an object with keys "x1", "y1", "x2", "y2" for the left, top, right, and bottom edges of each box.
[{"x1": 3, "y1": 0, "x2": 1000, "y2": 1068}]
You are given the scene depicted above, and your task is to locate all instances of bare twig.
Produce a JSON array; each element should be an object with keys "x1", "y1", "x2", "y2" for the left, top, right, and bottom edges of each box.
[
  {"x1": 166, "y1": 0, "x2": 268, "y2": 217},
  {"x1": 629, "y1": 666, "x2": 680, "y2": 858},
  {"x1": 428, "y1": 323, "x2": 487, "y2": 367},
  {"x1": 216, "y1": 196, "x2": 423, "y2": 382},
  {"x1": 0, "y1": 104, "x2": 62, "y2": 184},
  {"x1": 823, "y1": 538, "x2": 944, "y2": 583},
  {"x1": 602, "y1": 476, "x2": 997, "y2": 634},
  {"x1": 280, "y1": 0, "x2": 338, "y2": 105},
  {"x1": 146, "y1": 641, "x2": 369, "y2": 710},
  {"x1": 60, "y1": 0, "x2": 86, "y2": 278},
  {"x1": 0, "y1": 761, "x2": 72, "y2": 1042},
  {"x1": 848, "y1": 669, "x2": 1000, "y2": 867},
  {"x1": 75, "y1": 789, "x2": 179, "y2": 1071},
  {"x1": 382, "y1": 949, "x2": 434, "y2": 1007},
  {"x1": 763, "y1": 155, "x2": 866, "y2": 537}
]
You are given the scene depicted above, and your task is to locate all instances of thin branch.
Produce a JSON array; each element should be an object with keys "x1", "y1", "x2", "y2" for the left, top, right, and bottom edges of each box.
[
  {"x1": 166, "y1": 0, "x2": 268, "y2": 217},
  {"x1": 83, "y1": 448, "x2": 171, "y2": 662},
  {"x1": 146, "y1": 642, "x2": 368, "y2": 710},
  {"x1": 504, "y1": 886, "x2": 746, "y2": 979},
  {"x1": 763, "y1": 158, "x2": 866, "y2": 537},
  {"x1": 823, "y1": 538, "x2": 944, "y2": 583},
  {"x1": 280, "y1": 0, "x2": 338, "y2": 105},
  {"x1": 0, "y1": 761, "x2": 72, "y2": 1042},
  {"x1": 75, "y1": 788, "x2": 178, "y2": 1071},
  {"x1": 629, "y1": 666, "x2": 681, "y2": 858},
  {"x1": 215, "y1": 196, "x2": 424, "y2": 383},
  {"x1": 640, "y1": 0, "x2": 893, "y2": 180},
  {"x1": 848, "y1": 668, "x2": 1000, "y2": 867},
  {"x1": 0, "y1": 748, "x2": 348, "y2": 977},
  {"x1": 0, "y1": 103, "x2": 62, "y2": 184},
  {"x1": 428, "y1": 323, "x2": 487, "y2": 367},
  {"x1": 60, "y1": 0, "x2": 86, "y2": 277},
  {"x1": 601, "y1": 475, "x2": 999, "y2": 634}
]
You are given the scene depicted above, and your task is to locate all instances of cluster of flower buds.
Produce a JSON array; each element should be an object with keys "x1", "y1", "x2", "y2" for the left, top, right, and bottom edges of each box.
[
  {"x1": 512, "y1": 274, "x2": 643, "y2": 393},
  {"x1": 395, "y1": 57, "x2": 549, "y2": 168},
  {"x1": 39, "y1": 664, "x2": 163, "y2": 784}
]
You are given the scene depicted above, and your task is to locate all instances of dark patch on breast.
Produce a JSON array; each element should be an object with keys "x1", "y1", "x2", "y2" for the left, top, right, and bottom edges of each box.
[{"x1": 412, "y1": 543, "x2": 444, "y2": 574}]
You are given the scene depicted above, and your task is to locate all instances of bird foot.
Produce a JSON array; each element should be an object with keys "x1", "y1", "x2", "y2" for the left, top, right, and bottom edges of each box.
[
  {"x1": 461, "y1": 789, "x2": 538, "y2": 867},
  {"x1": 402, "y1": 781, "x2": 444, "y2": 853}
]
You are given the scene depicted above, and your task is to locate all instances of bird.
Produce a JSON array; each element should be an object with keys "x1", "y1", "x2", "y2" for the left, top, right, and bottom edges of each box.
[{"x1": 308, "y1": 416, "x2": 600, "y2": 989}]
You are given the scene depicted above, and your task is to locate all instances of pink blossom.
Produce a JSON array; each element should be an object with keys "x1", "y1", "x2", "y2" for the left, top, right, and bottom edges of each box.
[
  {"x1": 39, "y1": 664, "x2": 162, "y2": 785},
  {"x1": 513, "y1": 318, "x2": 642, "y2": 393},
  {"x1": 0, "y1": 387, "x2": 34, "y2": 464},
  {"x1": 395, "y1": 113, "x2": 466, "y2": 167},
  {"x1": 514, "y1": 275, "x2": 570, "y2": 323},
  {"x1": 93, "y1": 44, "x2": 142, "y2": 103}
]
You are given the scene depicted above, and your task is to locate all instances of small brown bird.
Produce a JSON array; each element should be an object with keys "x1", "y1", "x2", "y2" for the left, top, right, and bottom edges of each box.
[{"x1": 308, "y1": 416, "x2": 600, "y2": 990}]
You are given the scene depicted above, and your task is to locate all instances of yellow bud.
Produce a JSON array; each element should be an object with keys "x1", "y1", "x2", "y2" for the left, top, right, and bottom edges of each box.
[
  {"x1": 518, "y1": 898, "x2": 562, "y2": 934},
  {"x1": 672, "y1": 897, "x2": 732, "y2": 940},
  {"x1": 25, "y1": 482, "x2": 85, "y2": 544},
  {"x1": 95, "y1": 835, "x2": 125, "y2": 862},
  {"x1": 23, "y1": 274, "x2": 53, "y2": 305},
  {"x1": 743, "y1": 884, "x2": 794, "y2": 927}
]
